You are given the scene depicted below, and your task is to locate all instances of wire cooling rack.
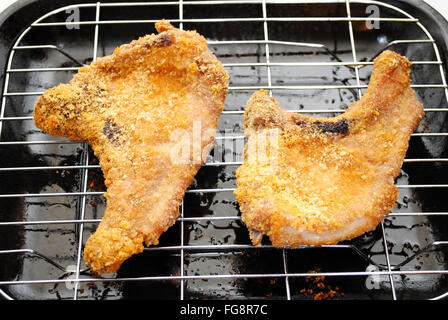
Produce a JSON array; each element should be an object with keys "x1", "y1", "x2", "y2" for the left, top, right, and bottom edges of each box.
[{"x1": 0, "y1": 0, "x2": 448, "y2": 300}]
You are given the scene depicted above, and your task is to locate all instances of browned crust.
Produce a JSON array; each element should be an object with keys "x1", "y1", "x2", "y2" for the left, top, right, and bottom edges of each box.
[
  {"x1": 33, "y1": 20, "x2": 229, "y2": 273},
  {"x1": 235, "y1": 50, "x2": 424, "y2": 247}
]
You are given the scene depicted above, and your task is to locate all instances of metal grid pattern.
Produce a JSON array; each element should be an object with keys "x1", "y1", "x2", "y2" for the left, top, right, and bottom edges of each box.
[{"x1": 0, "y1": 0, "x2": 448, "y2": 300}]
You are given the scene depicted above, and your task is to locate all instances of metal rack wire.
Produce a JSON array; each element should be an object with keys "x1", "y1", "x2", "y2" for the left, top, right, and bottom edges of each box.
[{"x1": 0, "y1": 0, "x2": 448, "y2": 300}]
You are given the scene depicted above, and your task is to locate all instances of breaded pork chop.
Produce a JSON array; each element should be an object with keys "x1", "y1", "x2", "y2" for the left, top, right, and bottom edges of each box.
[
  {"x1": 34, "y1": 20, "x2": 229, "y2": 273},
  {"x1": 235, "y1": 50, "x2": 424, "y2": 247}
]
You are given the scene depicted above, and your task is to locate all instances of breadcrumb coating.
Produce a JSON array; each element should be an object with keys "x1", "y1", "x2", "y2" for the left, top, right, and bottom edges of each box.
[
  {"x1": 235, "y1": 50, "x2": 424, "y2": 247},
  {"x1": 34, "y1": 20, "x2": 229, "y2": 273}
]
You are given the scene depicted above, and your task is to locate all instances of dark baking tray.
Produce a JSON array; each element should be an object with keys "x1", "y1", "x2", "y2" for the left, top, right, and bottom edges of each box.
[{"x1": 0, "y1": 0, "x2": 447, "y2": 300}]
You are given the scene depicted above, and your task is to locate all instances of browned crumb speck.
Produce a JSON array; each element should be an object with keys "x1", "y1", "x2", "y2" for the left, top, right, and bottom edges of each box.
[
  {"x1": 235, "y1": 50, "x2": 424, "y2": 247},
  {"x1": 33, "y1": 20, "x2": 229, "y2": 273},
  {"x1": 300, "y1": 269, "x2": 343, "y2": 300}
]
